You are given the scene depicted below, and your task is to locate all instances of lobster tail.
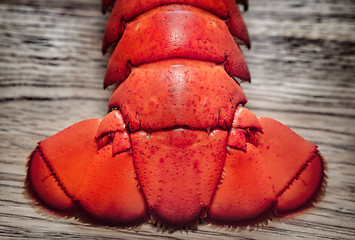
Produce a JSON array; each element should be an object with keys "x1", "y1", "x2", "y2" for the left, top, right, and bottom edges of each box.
[{"x1": 26, "y1": 0, "x2": 326, "y2": 230}]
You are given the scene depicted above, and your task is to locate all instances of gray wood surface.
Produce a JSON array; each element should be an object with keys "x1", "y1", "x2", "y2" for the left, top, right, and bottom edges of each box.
[{"x1": 1, "y1": 0, "x2": 354, "y2": 239}]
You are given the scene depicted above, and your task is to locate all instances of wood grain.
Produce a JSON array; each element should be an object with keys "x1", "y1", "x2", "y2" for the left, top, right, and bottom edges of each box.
[{"x1": 1, "y1": 0, "x2": 354, "y2": 239}]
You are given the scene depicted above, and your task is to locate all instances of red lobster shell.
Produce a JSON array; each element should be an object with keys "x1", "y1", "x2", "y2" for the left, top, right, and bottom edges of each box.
[{"x1": 27, "y1": 0, "x2": 326, "y2": 230}]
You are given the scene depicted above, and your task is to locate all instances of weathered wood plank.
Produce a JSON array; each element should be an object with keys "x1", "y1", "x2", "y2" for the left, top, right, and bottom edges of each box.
[{"x1": 1, "y1": 0, "x2": 354, "y2": 239}]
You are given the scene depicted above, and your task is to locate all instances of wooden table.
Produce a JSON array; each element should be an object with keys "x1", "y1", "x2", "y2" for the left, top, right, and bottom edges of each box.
[{"x1": 1, "y1": 0, "x2": 354, "y2": 239}]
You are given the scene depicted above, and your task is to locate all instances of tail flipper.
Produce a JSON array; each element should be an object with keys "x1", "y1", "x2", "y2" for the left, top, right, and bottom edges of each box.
[
  {"x1": 27, "y1": 113, "x2": 148, "y2": 225},
  {"x1": 257, "y1": 117, "x2": 325, "y2": 214}
]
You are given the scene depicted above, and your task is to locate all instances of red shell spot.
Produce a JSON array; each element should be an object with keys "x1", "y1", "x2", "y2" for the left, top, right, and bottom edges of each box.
[{"x1": 193, "y1": 161, "x2": 199, "y2": 168}]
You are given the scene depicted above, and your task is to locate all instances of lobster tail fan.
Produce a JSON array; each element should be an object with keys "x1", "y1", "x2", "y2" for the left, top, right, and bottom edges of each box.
[{"x1": 25, "y1": 0, "x2": 326, "y2": 230}]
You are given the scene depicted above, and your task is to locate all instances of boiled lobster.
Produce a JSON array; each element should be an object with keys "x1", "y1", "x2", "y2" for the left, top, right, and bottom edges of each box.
[{"x1": 26, "y1": 0, "x2": 326, "y2": 230}]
